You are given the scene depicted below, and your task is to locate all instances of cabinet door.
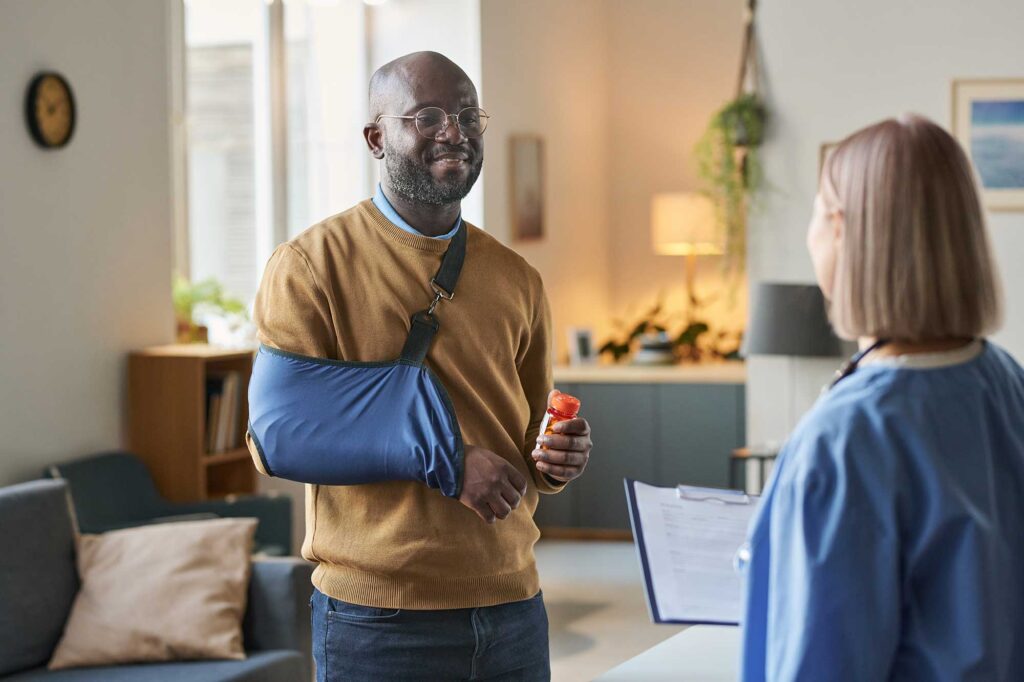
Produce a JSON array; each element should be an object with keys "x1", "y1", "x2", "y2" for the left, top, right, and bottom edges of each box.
[
  {"x1": 657, "y1": 384, "x2": 745, "y2": 489},
  {"x1": 533, "y1": 382, "x2": 579, "y2": 528},
  {"x1": 571, "y1": 383, "x2": 657, "y2": 530}
]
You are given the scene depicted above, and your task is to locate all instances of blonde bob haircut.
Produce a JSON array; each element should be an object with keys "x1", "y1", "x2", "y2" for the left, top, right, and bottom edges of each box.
[{"x1": 821, "y1": 113, "x2": 1003, "y2": 341}]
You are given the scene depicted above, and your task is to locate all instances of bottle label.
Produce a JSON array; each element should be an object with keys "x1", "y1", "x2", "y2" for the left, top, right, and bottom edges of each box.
[{"x1": 538, "y1": 411, "x2": 553, "y2": 437}]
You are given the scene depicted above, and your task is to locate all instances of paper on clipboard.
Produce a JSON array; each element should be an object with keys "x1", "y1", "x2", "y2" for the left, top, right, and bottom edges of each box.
[{"x1": 624, "y1": 479, "x2": 757, "y2": 626}]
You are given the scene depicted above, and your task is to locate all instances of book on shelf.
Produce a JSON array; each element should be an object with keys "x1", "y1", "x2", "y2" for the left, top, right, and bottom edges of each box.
[
  {"x1": 205, "y1": 375, "x2": 224, "y2": 454},
  {"x1": 206, "y1": 371, "x2": 243, "y2": 454},
  {"x1": 218, "y1": 373, "x2": 239, "y2": 453}
]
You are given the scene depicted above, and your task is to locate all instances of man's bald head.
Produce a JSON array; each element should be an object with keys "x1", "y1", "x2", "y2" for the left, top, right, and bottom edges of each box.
[
  {"x1": 364, "y1": 51, "x2": 484, "y2": 209},
  {"x1": 368, "y1": 51, "x2": 477, "y2": 121}
]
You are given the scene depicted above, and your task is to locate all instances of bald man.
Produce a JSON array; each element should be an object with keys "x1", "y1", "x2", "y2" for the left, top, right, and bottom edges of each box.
[{"x1": 247, "y1": 52, "x2": 592, "y2": 681}]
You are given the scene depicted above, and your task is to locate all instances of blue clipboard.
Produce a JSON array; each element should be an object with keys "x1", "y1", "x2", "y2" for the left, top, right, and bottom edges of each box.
[{"x1": 624, "y1": 478, "x2": 753, "y2": 626}]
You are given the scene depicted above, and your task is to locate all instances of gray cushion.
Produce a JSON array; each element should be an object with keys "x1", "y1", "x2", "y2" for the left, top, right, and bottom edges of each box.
[
  {"x1": 2, "y1": 650, "x2": 304, "y2": 682},
  {"x1": 0, "y1": 480, "x2": 79, "y2": 677}
]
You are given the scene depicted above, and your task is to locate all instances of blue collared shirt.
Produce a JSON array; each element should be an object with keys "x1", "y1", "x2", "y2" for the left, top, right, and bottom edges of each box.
[
  {"x1": 372, "y1": 184, "x2": 461, "y2": 240},
  {"x1": 740, "y1": 341, "x2": 1024, "y2": 681}
]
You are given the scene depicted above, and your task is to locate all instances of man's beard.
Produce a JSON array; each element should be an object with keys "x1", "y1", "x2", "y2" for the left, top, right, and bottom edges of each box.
[{"x1": 383, "y1": 141, "x2": 483, "y2": 206}]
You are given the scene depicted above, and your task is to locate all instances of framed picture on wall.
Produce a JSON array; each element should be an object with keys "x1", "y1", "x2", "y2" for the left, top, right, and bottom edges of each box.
[
  {"x1": 509, "y1": 134, "x2": 545, "y2": 240},
  {"x1": 952, "y1": 79, "x2": 1024, "y2": 211},
  {"x1": 566, "y1": 327, "x2": 596, "y2": 365}
]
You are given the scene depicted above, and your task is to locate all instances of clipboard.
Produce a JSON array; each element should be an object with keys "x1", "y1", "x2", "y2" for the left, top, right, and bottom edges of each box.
[{"x1": 624, "y1": 478, "x2": 757, "y2": 626}]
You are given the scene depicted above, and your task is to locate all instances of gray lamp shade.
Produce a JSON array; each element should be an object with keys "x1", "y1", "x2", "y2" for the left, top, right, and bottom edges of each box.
[{"x1": 743, "y1": 283, "x2": 845, "y2": 357}]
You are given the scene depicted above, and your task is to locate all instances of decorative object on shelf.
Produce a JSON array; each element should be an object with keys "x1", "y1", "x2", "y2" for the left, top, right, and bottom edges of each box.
[
  {"x1": 172, "y1": 274, "x2": 249, "y2": 345},
  {"x1": 952, "y1": 79, "x2": 1024, "y2": 211},
  {"x1": 597, "y1": 297, "x2": 742, "y2": 365},
  {"x1": 566, "y1": 327, "x2": 596, "y2": 365},
  {"x1": 509, "y1": 134, "x2": 545, "y2": 240},
  {"x1": 695, "y1": 0, "x2": 766, "y2": 273},
  {"x1": 24, "y1": 71, "x2": 76, "y2": 149},
  {"x1": 632, "y1": 331, "x2": 677, "y2": 366}
]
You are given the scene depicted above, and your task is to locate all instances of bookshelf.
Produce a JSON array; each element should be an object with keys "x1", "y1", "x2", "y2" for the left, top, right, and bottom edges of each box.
[{"x1": 127, "y1": 344, "x2": 257, "y2": 502}]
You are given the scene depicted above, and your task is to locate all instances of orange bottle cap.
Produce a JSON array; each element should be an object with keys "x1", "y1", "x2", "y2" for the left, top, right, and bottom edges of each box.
[{"x1": 550, "y1": 392, "x2": 580, "y2": 417}]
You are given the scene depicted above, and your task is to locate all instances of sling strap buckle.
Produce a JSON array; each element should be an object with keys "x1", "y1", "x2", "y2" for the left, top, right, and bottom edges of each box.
[
  {"x1": 430, "y1": 278, "x2": 455, "y2": 301},
  {"x1": 427, "y1": 291, "x2": 443, "y2": 315}
]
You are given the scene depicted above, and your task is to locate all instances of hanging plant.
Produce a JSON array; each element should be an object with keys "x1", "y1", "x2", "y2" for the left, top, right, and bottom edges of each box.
[{"x1": 694, "y1": 0, "x2": 766, "y2": 276}]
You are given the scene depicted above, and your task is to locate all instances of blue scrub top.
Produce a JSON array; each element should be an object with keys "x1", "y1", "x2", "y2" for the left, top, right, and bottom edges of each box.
[{"x1": 741, "y1": 341, "x2": 1024, "y2": 681}]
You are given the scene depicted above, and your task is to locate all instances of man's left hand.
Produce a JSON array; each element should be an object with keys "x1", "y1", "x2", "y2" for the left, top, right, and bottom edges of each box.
[{"x1": 532, "y1": 415, "x2": 592, "y2": 483}]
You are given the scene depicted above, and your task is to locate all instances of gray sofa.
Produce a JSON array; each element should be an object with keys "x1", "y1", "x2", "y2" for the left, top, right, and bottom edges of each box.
[{"x1": 0, "y1": 479, "x2": 313, "y2": 681}]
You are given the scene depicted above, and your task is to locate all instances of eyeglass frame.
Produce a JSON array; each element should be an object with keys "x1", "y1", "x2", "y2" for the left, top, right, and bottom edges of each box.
[{"x1": 374, "y1": 106, "x2": 491, "y2": 140}]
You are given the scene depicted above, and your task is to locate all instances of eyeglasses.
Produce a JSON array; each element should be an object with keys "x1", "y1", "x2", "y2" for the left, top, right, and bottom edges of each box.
[{"x1": 375, "y1": 106, "x2": 490, "y2": 140}]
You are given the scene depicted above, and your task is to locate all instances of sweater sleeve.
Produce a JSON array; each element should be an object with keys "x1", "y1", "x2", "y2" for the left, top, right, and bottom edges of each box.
[
  {"x1": 246, "y1": 243, "x2": 338, "y2": 476},
  {"x1": 518, "y1": 279, "x2": 566, "y2": 494},
  {"x1": 252, "y1": 243, "x2": 338, "y2": 358}
]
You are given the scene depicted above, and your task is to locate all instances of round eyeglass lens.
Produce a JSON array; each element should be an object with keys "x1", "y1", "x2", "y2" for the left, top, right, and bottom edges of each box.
[{"x1": 413, "y1": 107, "x2": 488, "y2": 139}]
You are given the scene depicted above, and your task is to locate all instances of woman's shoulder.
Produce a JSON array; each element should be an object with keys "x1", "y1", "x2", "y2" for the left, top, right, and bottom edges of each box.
[{"x1": 777, "y1": 373, "x2": 908, "y2": 484}]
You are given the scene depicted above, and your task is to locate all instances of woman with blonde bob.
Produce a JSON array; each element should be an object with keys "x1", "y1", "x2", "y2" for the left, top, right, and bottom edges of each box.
[{"x1": 741, "y1": 114, "x2": 1024, "y2": 681}]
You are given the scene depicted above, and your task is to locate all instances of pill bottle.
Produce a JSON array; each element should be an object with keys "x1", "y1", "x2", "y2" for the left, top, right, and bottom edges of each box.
[{"x1": 538, "y1": 391, "x2": 581, "y2": 438}]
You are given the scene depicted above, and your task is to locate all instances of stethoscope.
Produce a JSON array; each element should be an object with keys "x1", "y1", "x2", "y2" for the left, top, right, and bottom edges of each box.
[{"x1": 827, "y1": 338, "x2": 890, "y2": 390}]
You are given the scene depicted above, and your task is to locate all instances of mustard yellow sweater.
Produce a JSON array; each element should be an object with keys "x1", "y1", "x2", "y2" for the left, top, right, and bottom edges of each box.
[{"x1": 245, "y1": 199, "x2": 563, "y2": 609}]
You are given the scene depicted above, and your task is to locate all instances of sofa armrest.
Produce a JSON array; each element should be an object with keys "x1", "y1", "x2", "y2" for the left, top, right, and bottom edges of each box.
[
  {"x1": 243, "y1": 557, "x2": 314, "y2": 679},
  {"x1": 177, "y1": 494, "x2": 293, "y2": 555}
]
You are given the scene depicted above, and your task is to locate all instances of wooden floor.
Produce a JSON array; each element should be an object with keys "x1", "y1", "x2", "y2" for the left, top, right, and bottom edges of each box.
[{"x1": 536, "y1": 540, "x2": 685, "y2": 681}]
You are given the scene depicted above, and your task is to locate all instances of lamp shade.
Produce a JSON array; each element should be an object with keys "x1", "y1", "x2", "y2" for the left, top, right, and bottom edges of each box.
[
  {"x1": 743, "y1": 283, "x2": 845, "y2": 357},
  {"x1": 651, "y1": 193, "x2": 724, "y2": 256}
]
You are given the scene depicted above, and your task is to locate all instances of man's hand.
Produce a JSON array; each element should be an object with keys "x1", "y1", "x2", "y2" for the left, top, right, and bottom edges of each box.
[
  {"x1": 459, "y1": 445, "x2": 529, "y2": 524},
  {"x1": 532, "y1": 394, "x2": 592, "y2": 483}
]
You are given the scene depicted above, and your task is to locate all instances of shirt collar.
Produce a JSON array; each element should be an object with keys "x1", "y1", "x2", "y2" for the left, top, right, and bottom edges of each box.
[{"x1": 372, "y1": 184, "x2": 461, "y2": 240}]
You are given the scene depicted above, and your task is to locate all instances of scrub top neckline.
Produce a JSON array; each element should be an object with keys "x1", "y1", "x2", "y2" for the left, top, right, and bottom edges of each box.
[{"x1": 860, "y1": 339, "x2": 984, "y2": 370}]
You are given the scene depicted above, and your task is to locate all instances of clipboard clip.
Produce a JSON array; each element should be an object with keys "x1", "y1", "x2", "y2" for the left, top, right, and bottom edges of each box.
[{"x1": 676, "y1": 485, "x2": 752, "y2": 505}]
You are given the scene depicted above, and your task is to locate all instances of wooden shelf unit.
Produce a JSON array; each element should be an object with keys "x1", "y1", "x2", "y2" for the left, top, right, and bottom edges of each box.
[{"x1": 127, "y1": 344, "x2": 257, "y2": 502}]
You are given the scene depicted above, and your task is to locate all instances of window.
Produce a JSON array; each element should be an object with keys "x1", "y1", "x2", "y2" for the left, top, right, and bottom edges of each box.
[
  {"x1": 183, "y1": 0, "x2": 263, "y2": 305},
  {"x1": 177, "y1": 0, "x2": 482, "y2": 310}
]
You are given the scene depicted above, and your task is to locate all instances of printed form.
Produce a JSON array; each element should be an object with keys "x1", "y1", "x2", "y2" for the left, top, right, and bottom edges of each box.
[{"x1": 625, "y1": 480, "x2": 757, "y2": 625}]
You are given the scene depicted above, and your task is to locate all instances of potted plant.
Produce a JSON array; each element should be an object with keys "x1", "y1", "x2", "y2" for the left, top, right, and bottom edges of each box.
[
  {"x1": 172, "y1": 275, "x2": 248, "y2": 344},
  {"x1": 695, "y1": 0, "x2": 766, "y2": 276},
  {"x1": 597, "y1": 298, "x2": 742, "y2": 365},
  {"x1": 695, "y1": 93, "x2": 766, "y2": 274}
]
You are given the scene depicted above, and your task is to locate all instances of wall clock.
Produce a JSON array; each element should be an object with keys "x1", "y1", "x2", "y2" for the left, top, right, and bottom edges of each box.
[{"x1": 25, "y1": 71, "x2": 76, "y2": 149}]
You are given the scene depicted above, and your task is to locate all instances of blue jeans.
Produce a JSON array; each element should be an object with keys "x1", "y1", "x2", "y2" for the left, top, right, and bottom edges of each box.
[{"x1": 310, "y1": 588, "x2": 551, "y2": 681}]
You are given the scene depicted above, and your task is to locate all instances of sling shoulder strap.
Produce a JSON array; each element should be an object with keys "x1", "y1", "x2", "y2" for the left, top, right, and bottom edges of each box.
[{"x1": 400, "y1": 222, "x2": 468, "y2": 364}]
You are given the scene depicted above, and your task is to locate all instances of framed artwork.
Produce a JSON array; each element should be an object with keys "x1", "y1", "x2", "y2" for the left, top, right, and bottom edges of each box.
[
  {"x1": 952, "y1": 79, "x2": 1024, "y2": 211},
  {"x1": 566, "y1": 327, "x2": 596, "y2": 365},
  {"x1": 509, "y1": 135, "x2": 545, "y2": 240}
]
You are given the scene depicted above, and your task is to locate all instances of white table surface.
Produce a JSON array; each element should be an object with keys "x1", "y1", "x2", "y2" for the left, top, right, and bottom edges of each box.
[{"x1": 595, "y1": 625, "x2": 740, "y2": 681}]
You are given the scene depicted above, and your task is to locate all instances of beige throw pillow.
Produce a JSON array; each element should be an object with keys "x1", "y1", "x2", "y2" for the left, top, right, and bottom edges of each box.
[{"x1": 48, "y1": 517, "x2": 257, "y2": 670}]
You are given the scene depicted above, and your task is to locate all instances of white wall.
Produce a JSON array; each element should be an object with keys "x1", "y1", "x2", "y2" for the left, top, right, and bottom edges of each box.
[
  {"x1": 605, "y1": 0, "x2": 747, "y2": 336},
  {"x1": 480, "y1": 0, "x2": 614, "y2": 359},
  {"x1": 0, "y1": 0, "x2": 176, "y2": 486},
  {"x1": 747, "y1": 0, "x2": 1024, "y2": 445},
  {"x1": 480, "y1": 0, "x2": 746, "y2": 360}
]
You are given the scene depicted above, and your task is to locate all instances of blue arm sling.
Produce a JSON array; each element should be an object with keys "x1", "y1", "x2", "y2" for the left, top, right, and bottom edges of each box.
[{"x1": 247, "y1": 224, "x2": 467, "y2": 498}]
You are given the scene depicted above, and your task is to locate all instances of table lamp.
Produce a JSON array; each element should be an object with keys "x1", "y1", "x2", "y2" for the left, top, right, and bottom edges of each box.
[
  {"x1": 743, "y1": 282, "x2": 848, "y2": 445},
  {"x1": 651, "y1": 193, "x2": 724, "y2": 305},
  {"x1": 743, "y1": 282, "x2": 844, "y2": 358}
]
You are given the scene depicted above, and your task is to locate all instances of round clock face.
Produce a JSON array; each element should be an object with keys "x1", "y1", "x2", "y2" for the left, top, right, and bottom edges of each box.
[{"x1": 26, "y1": 72, "x2": 76, "y2": 148}]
